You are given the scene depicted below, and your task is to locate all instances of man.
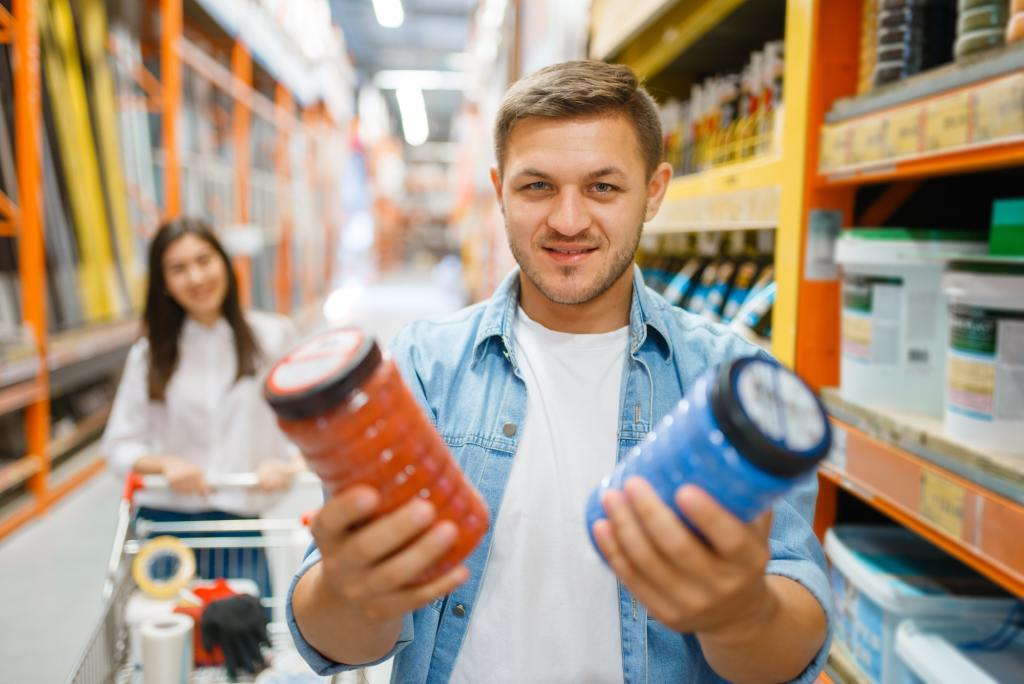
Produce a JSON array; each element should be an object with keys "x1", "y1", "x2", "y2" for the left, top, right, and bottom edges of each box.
[{"x1": 288, "y1": 60, "x2": 831, "y2": 683}]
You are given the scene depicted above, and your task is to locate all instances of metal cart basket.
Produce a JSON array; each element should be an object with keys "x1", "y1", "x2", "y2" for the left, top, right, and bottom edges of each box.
[{"x1": 67, "y1": 471, "x2": 355, "y2": 684}]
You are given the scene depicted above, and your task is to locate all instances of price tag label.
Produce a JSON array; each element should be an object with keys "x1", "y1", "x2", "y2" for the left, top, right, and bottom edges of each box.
[
  {"x1": 850, "y1": 116, "x2": 887, "y2": 164},
  {"x1": 920, "y1": 470, "x2": 965, "y2": 539},
  {"x1": 924, "y1": 91, "x2": 969, "y2": 151},
  {"x1": 974, "y1": 74, "x2": 1024, "y2": 142},
  {"x1": 885, "y1": 105, "x2": 922, "y2": 158}
]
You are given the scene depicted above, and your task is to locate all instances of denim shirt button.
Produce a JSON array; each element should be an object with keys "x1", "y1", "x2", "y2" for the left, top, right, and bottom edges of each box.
[
  {"x1": 452, "y1": 603, "x2": 466, "y2": 617},
  {"x1": 502, "y1": 422, "x2": 517, "y2": 437}
]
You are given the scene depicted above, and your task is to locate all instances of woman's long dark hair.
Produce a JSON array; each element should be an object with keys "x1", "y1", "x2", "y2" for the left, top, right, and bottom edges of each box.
[{"x1": 144, "y1": 217, "x2": 262, "y2": 401}]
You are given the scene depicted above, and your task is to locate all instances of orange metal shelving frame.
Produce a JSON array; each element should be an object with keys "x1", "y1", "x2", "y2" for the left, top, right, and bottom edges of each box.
[
  {"x1": 819, "y1": 137, "x2": 1024, "y2": 187},
  {"x1": 797, "y1": 0, "x2": 1024, "y2": 597},
  {"x1": 0, "y1": 0, "x2": 344, "y2": 541},
  {"x1": 817, "y1": 419, "x2": 1024, "y2": 597}
]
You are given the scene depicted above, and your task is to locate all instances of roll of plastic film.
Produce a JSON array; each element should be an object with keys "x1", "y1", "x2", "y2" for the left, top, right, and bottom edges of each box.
[
  {"x1": 140, "y1": 613, "x2": 194, "y2": 684},
  {"x1": 132, "y1": 536, "x2": 197, "y2": 600},
  {"x1": 585, "y1": 356, "x2": 831, "y2": 560},
  {"x1": 264, "y1": 328, "x2": 490, "y2": 584}
]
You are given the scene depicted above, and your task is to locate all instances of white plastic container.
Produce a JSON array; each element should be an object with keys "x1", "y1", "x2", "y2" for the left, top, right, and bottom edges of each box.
[
  {"x1": 825, "y1": 525, "x2": 1014, "y2": 684},
  {"x1": 942, "y1": 264, "x2": 1024, "y2": 455},
  {"x1": 893, "y1": 615, "x2": 1024, "y2": 684},
  {"x1": 836, "y1": 230, "x2": 987, "y2": 416}
]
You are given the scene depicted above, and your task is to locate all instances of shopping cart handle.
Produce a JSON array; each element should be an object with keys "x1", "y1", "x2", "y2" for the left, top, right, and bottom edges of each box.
[
  {"x1": 122, "y1": 472, "x2": 145, "y2": 503},
  {"x1": 124, "y1": 471, "x2": 322, "y2": 496}
]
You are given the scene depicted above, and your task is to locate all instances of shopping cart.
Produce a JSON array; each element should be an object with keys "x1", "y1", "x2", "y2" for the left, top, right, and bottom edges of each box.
[{"x1": 66, "y1": 470, "x2": 353, "y2": 684}]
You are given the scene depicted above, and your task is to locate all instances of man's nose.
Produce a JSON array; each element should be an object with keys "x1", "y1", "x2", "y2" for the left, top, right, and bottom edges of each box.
[{"x1": 547, "y1": 189, "x2": 591, "y2": 236}]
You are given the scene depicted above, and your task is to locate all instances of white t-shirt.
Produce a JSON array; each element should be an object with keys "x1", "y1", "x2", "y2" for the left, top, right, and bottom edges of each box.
[
  {"x1": 102, "y1": 311, "x2": 298, "y2": 515},
  {"x1": 450, "y1": 308, "x2": 627, "y2": 683}
]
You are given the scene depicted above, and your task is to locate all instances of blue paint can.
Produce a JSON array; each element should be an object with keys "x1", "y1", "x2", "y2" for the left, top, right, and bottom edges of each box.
[{"x1": 586, "y1": 356, "x2": 831, "y2": 558}]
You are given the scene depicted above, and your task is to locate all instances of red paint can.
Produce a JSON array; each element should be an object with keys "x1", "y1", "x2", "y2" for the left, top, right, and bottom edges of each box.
[{"x1": 264, "y1": 328, "x2": 489, "y2": 582}]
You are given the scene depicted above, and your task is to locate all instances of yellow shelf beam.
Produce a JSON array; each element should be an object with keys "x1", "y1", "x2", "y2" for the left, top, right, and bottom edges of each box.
[
  {"x1": 663, "y1": 155, "x2": 782, "y2": 200},
  {"x1": 614, "y1": 0, "x2": 746, "y2": 80},
  {"x1": 772, "y1": 0, "x2": 816, "y2": 369}
]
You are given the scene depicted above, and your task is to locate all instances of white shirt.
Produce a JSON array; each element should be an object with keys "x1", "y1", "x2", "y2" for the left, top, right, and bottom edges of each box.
[
  {"x1": 102, "y1": 311, "x2": 299, "y2": 515},
  {"x1": 450, "y1": 308, "x2": 627, "y2": 683}
]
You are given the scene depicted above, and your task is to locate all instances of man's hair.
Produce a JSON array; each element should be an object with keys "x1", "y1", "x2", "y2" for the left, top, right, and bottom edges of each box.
[{"x1": 494, "y1": 60, "x2": 663, "y2": 178}]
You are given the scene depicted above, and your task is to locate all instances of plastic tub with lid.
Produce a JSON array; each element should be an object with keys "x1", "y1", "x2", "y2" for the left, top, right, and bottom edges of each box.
[
  {"x1": 893, "y1": 612, "x2": 1024, "y2": 684},
  {"x1": 837, "y1": 229, "x2": 986, "y2": 416},
  {"x1": 942, "y1": 263, "x2": 1024, "y2": 454},
  {"x1": 825, "y1": 525, "x2": 1015, "y2": 684}
]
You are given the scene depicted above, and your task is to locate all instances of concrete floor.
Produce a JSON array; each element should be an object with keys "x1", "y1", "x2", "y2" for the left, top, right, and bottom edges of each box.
[{"x1": 0, "y1": 266, "x2": 467, "y2": 683}]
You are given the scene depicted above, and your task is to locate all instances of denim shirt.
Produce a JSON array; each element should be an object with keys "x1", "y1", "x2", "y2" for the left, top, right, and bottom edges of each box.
[{"x1": 287, "y1": 266, "x2": 833, "y2": 683}]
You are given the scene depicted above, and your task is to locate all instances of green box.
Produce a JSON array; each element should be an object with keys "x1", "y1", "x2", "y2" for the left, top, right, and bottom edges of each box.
[{"x1": 990, "y1": 198, "x2": 1024, "y2": 256}]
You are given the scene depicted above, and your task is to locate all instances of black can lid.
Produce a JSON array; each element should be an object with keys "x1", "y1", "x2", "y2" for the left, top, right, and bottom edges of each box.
[
  {"x1": 264, "y1": 327, "x2": 382, "y2": 421},
  {"x1": 709, "y1": 356, "x2": 832, "y2": 479}
]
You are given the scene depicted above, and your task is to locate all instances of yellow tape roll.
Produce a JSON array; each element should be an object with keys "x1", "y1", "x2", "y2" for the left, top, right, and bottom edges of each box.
[{"x1": 132, "y1": 536, "x2": 197, "y2": 600}]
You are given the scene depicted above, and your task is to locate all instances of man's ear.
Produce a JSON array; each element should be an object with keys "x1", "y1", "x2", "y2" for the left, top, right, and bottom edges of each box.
[
  {"x1": 644, "y1": 161, "x2": 673, "y2": 222},
  {"x1": 490, "y1": 166, "x2": 503, "y2": 204}
]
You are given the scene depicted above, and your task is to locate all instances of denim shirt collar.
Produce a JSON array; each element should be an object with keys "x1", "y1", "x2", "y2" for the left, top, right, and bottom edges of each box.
[{"x1": 471, "y1": 265, "x2": 672, "y2": 368}]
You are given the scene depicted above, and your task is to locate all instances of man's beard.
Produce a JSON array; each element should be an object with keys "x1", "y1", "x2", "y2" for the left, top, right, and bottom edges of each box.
[{"x1": 507, "y1": 223, "x2": 642, "y2": 306}]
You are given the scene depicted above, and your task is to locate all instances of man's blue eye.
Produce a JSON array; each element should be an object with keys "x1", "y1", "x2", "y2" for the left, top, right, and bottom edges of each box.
[{"x1": 593, "y1": 183, "x2": 614, "y2": 193}]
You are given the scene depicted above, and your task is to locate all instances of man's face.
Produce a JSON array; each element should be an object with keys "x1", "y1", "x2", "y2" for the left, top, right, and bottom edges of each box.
[{"x1": 493, "y1": 114, "x2": 664, "y2": 306}]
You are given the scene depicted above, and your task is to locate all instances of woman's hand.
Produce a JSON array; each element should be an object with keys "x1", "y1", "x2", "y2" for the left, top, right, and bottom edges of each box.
[
  {"x1": 160, "y1": 456, "x2": 211, "y2": 495},
  {"x1": 256, "y1": 460, "x2": 299, "y2": 493}
]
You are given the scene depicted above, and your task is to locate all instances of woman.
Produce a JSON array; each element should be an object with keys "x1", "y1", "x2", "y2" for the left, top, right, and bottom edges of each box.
[{"x1": 103, "y1": 217, "x2": 302, "y2": 591}]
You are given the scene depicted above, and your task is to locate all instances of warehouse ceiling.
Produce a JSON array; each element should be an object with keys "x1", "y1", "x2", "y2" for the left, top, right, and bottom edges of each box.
[{"x1": 329, "y1": 0, "x2": 476, "y2": 149}]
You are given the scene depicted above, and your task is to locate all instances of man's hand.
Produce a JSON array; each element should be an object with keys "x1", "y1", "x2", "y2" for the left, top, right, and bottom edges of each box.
[
  {"x1": 591, "y1": 478, "x2": 775, "y2": 636},
  {"x1": 308, "y1": 486, "x2": 469, "y2": 621},
  {"x1": 293, "y1": 486, "x2": 470, "y2": 665},
  {"x1": 160, "y1": 456, "x2": 211, "y2": 495}
]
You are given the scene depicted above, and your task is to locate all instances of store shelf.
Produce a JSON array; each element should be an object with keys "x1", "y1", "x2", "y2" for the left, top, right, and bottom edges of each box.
[
  {"x1": 598, "y1": 0, "x2": 784, "y2": 81},
  {"x1": 47, "y1": 319, "x2": 138, "y2": 374},
  {"x1": 589, "y1": 0, "x2": 677, "y2": 61},
  {"x1": 826, "y1": 44, "x2": 1024, "y2": 124},
  {"x1": 667, "y1": 155, "x2": 784, "y2": 198},
  {"x1": 818, "y1": 66, "x2": 1024, "y2": 185},
  {"x1": 647, "y1": 156, "x2": 782, "y2": 234},
  {"x1": 820, "y1": 389, "x2": 1024, "y2": 597},
  {"x1": 645, "y1": 220, "x2": 776, "y2": 235},
  {"x1": 0, "y1": 378, "x2": 45, "y2": 415},
  {"x1": 0, "y1": 455, "x2": 42, "y2": 496},
  {"x1": 0, "y1": 346, "x2": 41, "y2": 388},
  {"x1": 50, "y1": 407, "x2": 110, "y2": 464},
  {"x1": 820, "y1": 137, "x2": 1024, "y2": 187}
]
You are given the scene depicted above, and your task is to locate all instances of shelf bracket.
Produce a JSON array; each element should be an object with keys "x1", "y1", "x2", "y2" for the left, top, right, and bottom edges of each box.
[
  {"x1": 0, "y1": 189, "x2": 18, "y2": 236},
  {"x1": 0, "y1": 5, "x2": 13, "y2": 43},
  {"x1": 856, "y1": 181, "x2": 923, "y2": 227}
]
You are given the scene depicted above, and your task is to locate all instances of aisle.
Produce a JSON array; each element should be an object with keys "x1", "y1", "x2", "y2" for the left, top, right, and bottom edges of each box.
[{"x1": 0, "y1": 266, "x2": 468, "y2": 682}]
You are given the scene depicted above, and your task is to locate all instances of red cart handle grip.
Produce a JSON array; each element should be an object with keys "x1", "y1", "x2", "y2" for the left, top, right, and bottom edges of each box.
[{"x1": 122, "y1": 473, "x2": 145, "y2": 504}]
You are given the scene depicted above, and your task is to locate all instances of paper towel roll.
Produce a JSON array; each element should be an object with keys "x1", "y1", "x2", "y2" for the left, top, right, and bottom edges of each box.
[{"x1": 141, "y1": 613, "x2": 194, "y2": 684}]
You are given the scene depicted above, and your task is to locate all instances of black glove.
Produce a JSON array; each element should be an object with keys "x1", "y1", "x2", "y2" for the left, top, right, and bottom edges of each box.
[{"x1": 199, "y1": 594, "x2": 269, "y2": 681}]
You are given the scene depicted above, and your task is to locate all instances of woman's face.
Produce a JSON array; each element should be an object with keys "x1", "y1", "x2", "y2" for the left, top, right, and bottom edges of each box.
[{"x1": 162, "y1": 233, "x2": 229, "y2": 324}]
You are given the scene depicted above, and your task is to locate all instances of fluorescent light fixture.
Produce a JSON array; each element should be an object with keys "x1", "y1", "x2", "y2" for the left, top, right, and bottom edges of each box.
[
  {"x1": 374, "y1": 70, "x2": 467, "y2": 91},
  {"x1": 372, "y1": 0, "x2": 404, "y2": 28},
  {"x1": 396, "y1": 86, "x2": 429, "y2": 146}
]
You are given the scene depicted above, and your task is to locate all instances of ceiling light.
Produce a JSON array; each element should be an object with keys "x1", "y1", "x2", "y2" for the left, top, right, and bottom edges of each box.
[
  {"x1": 372, "y1": 0, "x2": 404, "y2": 28},
  {"x1": 374, "y1": 70, "x2": 467, "y2": 91},
  {"x1": 396, "y1": 86, "x2": 429, "y2": 146}
]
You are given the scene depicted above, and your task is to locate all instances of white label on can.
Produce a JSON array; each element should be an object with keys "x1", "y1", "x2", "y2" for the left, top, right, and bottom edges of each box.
[
  {"x1": 948, "y1": 307, "x2": 1024, "y2": 421},
  {"x1": 841, "y1": 276, "x2": 903, "y2": 365},
  {"x1": 736, "y1": 362, "x2": 826, "y2": 452},
  {"x1": 270, "y1": 330, "x2": 364, "y2": 392}
]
